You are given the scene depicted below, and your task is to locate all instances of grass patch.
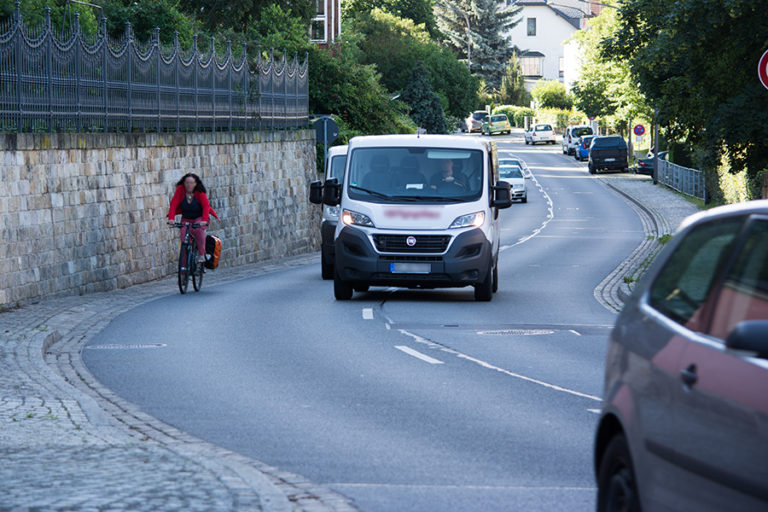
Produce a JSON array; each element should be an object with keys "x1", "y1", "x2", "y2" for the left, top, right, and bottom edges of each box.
[
  {"x1": 623, "y1": 276, "x2": 635, "y2": 284},
  {"x1": 658, "y1": 233, "x2": 673, "y2": 244}
]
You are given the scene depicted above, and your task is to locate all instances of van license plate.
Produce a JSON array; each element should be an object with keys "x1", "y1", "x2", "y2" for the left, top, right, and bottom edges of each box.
[
  {"x1": 390, "y1": 263, "x2": 431, "y2": 274},
  {"x1": 605, "y1": 157, "x2": 616, "y2": 162}
]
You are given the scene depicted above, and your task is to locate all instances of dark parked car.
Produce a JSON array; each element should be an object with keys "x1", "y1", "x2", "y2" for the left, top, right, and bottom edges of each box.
[
  {"x1": 595, "y1": 201, "x2": 768, "y2": 512},
  {"x1": 588, "y1": 136, "x2": 629, "y2": 174},
  {"x1": 636, "y1": 151, "x2": 669, "y2": 175}
]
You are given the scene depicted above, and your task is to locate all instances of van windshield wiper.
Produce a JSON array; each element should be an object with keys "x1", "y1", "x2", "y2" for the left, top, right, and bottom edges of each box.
[{"x1": 349, "y1": 185, "x2": 392, "y2": 199}]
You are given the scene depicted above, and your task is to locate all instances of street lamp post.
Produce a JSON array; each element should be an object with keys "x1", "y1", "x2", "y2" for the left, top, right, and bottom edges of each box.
[{"x1": 437, "y1": 3, "x2": 471, "y2": 71}]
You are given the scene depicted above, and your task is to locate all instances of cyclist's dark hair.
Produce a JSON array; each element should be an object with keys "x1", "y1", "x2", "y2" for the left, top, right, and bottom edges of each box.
[{"x1": 177, "y1": 173, "x2": 207, "y2": 194}]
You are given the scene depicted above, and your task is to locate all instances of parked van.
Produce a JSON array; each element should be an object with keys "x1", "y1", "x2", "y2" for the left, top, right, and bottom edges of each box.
[
  {"x1": 310, "y1": 135, "x2": 513, "y2": 301},
  {"x1": 318, "y1": 145, "x2": 348, "y2": 279}
]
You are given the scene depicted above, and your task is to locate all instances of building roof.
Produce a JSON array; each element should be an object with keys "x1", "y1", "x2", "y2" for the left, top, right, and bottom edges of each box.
[
  {"x1": 508, "y1": 0, "x2": 586, "y2": 30},
  {"x1": 520, "y1": 50, "x2": 545, "y2": 57}
]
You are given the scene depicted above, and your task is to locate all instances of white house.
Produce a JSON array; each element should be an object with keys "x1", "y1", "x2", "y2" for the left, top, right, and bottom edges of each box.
[{"x1": 501, "y1": 0, "x2": 592, "y2": 91}]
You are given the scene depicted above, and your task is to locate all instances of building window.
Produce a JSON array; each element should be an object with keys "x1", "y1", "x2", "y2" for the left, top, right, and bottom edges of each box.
[
  {"x1": 310, "y1": 0, "x2": 327, "y2": 42},
  {"x1": 520, "y1": 55, "x2": 543, "y2": 77},
  {"x1": 559, "y1": 57, "x2": 564, "y2": 79},
  {"x1": 527, "y1": 17, "x2": 536, "y2": 36}
]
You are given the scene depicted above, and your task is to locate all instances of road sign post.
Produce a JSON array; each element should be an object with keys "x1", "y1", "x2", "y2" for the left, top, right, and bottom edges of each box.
[{"x1": 313, "y1": 116, "x2": 339, "y2": 176}]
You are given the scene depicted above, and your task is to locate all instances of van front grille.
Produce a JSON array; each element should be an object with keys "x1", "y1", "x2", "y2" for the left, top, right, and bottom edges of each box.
[{"x1": 373, "y1": 234, "x2": 451, "y2": 253}]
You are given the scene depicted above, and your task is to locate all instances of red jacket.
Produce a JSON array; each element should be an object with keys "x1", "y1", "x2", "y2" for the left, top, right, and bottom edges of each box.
[{"x1": 168, "y1": 185, "x2": 220, "y2": 223}]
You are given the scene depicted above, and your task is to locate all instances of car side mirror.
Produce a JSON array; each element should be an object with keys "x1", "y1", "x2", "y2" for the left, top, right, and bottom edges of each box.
[
  {"x1": 726, "y1": 321, "x2": 768, "y2": 359},
  {"x1": 322, "y1": 178, "x2": 341, "y2": 206},
  {"x1": 491, "y1": 181, "x2": 513, "y2": 209},
  {"x1": 309, "y1": 180, "x2": 323, "y2": 204}
]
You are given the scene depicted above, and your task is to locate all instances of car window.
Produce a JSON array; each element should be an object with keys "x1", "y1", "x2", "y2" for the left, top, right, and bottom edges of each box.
[
  {"x1": 649, "y1": 218, "x2": 744, "y2": 331},
  {"x1": 491, "y1": 115, "x2": 507, "y2": 122},
  {"x1": 592, "y1": 136, "x2": 626, "y2": 148},
  {"x1": 573, "y1": 127, "x2": 593, "y2": 137},
  {"x1": 499, "y1": 166, "x2": 523, "y2": 178},
  {"x1": 534, "y1": 124, "x2": 551, "y2": 131},
  {"x1": 708, "y1": 219, "x2": 768, "y2": 339},
  {"x1": 473, "y1": 112, "x2": 488, "y2": 121},
  {"x1": 329, "y1": 154, "x2": 347, "y2": 181}
]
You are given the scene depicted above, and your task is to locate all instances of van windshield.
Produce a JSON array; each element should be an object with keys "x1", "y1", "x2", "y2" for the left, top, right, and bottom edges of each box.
[
  {"x1": 347, "y1": 147, "x2": 484, "y2": 204},
  {"x1": 572, "y1": 127, "x2": 593, "y2": 137},
  {"x1": 329, "y1": 154, "x2": 347, "y2": 181}
]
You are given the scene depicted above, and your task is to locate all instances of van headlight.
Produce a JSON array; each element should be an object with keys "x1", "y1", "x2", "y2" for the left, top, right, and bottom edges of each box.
[
  {"x1": 449, "y1": 211, "x2": 485, "y2": 229},
  {"x1": 342, "y1": 209, "x2": 375, "y2": 227},
  {"x1": 323, "y1": 205, "x2": 340, "y2": 221}
]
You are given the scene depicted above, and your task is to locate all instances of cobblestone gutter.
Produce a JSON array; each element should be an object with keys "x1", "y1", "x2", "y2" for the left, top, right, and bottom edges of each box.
[
  {"x1": 0, "y1": 255, "x2": 357, "y2": 512},
  {"x1": 593, "y1": 174, "x2": 700, "y2": 312}
]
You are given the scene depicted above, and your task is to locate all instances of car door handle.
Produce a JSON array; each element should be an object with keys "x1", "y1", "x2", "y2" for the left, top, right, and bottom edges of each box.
[{"x1": 680, "y1": 364, "x2": 698, "y2": 388}]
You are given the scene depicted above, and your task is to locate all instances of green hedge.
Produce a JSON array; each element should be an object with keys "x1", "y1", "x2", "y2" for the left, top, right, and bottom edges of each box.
[{"x1": 493, "y1": 105, "x2": 535, "y2": 127}]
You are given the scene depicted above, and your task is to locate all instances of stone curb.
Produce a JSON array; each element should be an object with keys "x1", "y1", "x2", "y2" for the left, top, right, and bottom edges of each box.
[
  {"x1": 592, "y1": 179, "x2": 672, "y2": 312},
  {"x1": 7, "y1": 253, "x2": 358, "y2": 512}
]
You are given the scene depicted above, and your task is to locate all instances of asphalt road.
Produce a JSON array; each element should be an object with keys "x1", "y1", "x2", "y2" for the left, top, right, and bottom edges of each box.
[{"x1": 84, "y1": 132, "x2": 644, "y2": 511}]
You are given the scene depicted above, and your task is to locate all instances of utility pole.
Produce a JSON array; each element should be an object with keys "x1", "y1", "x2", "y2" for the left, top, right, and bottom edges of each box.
[{"x1": 653, "y1": 107, "x2": 659, "y2": 185}]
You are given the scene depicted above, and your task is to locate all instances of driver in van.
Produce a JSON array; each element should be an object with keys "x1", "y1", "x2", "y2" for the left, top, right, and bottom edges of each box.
[{"x1": 430, "y1": 159, "x2": 465, "y2": 190}]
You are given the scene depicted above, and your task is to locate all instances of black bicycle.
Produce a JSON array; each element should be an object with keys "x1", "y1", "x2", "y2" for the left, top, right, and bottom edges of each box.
[{"x1": 172, "y1": 222, "x2": 204, "y2": 294}]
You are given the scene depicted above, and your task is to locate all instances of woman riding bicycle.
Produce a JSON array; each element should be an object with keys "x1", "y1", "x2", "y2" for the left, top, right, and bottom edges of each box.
[{"x1": 167, "y1": 173, "x2": 219, "y2": 264}]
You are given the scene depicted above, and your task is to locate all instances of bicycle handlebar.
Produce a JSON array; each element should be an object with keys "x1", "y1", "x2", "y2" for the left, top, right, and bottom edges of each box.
[{"x1": 171, "y1": 222, "x2": 203, "y2": 228}]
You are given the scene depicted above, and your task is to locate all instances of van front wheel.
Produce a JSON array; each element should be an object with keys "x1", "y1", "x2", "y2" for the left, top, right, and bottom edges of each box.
[
  {"x1": 474, "y1": 264, "x2": 494, "y2": 301},
  {"x1": 334, "y1": 272, "x2": 354, "y2": 300}
]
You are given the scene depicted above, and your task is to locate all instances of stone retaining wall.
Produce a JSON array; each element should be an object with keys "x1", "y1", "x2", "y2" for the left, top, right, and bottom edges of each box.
[{"x1": 0, "y1": 130, "x2": 318, "y2": 307}]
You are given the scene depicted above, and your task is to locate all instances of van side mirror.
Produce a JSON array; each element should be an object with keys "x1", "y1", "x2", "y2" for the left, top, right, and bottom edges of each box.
[
  {"x1": 491, "y1": 181, "x2": 513, "y2": 209},
  {"x1": 726, "y1": 321, "x2": 768, "y2": 359},
  {"x1": 309, "y1": 181, "x2": 323, "y2": 204},
  {"x1": 322, "y1": 178, "x2": 341, "y2": 206}
]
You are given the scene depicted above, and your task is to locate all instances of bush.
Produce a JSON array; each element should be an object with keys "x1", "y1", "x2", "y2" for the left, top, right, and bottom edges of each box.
[
  {"x1": 492, "y1": 105, "x2": 534, "y2": 128},
  {"x1": 531, "y1": 80, "x2": 574, "y2": 110},
  {"x1": 535, "y1": 108, "x2": 580, "y2": 132}
]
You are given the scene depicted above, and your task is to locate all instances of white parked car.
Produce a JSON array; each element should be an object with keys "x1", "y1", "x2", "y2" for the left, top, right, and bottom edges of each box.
[
  {"x1": 499, "y1": 165, "x2": 527, "y2": 203},
  {"x1": 524, "y1": 123, "x2": 556, "y2": 145},
  {"x1": 562, "y1": 125, "x2": 594, "y2": 155},
  {"x1": 310, "y1": 134, "x2": 514, "y2": 301}
]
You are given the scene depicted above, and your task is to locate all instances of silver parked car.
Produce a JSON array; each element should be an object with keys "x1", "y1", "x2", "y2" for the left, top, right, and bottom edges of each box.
[{"x1": 595, "y1": 201, "x2": 768, "y2": 512}]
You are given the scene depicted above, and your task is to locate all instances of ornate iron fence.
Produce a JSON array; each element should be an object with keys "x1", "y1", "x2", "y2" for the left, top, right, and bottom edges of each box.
[
  {"x1": 0, "y1": 4, "x2": 308, "y2": 133},
  {"x1": 657, "y1": 159, "x2": 707, "y2": 201}
]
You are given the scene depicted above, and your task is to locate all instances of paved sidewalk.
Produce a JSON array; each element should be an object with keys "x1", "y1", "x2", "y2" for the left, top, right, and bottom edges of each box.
[
  {"x1": 0, "y1": 254, "x2": 357, "y2": 512},
  {"x1": 593, "y1": 173, "x2": 701, "y2": 311}
]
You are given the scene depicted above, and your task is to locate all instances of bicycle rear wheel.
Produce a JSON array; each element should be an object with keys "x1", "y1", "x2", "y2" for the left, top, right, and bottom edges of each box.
[
  {"x1": 178, "y1": 244, "x2": 191, "y2": 294},
  {"x1": 192, "y1": 258, "x2": 203, "y2": 291}
]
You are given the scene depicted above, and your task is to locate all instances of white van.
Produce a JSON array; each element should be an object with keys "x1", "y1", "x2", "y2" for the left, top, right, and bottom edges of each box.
[
  {"x1": 312, "y1": 135, "x2": 513, "y2": 301},
  {"x1": 316, "y1": 145, "x2": 348, "y2": 279}
]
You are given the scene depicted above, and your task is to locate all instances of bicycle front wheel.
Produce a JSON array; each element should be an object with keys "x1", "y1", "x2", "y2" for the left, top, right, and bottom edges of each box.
[
  {"x1": 178, "y1": 244, "x2": 190, "y2": 294},
  {"x1": 192, "y1": 258, "x2": 203, "y2": 292}
]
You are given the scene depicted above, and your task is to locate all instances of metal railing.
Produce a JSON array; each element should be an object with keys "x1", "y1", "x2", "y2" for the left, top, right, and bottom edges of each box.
[
  {"x1": 0, "y1": 3, "x2": 308, "y2": 133},
  {"x1": 657, "y1": 159, "x2": 706, "y2": 201}
]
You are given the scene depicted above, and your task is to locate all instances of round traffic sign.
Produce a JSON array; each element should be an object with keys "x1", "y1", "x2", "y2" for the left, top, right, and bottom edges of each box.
[
  {"x1": 759, "y1": 49, "x2": 768, "y2": 90},
  {"x1": 633, "y1": 124, "x2": 645, "y2": 136},
  {"x1": 588, "y1": 115, "x2": 596, "y2": 121}
]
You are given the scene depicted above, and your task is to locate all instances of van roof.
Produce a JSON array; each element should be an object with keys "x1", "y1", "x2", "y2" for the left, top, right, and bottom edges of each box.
[
  {"x1": 348, "y1": 134, "x2": 489, "y2": 151},
  {"x1": 327, "y1": 145, "x2": 348, "y2": 157}
]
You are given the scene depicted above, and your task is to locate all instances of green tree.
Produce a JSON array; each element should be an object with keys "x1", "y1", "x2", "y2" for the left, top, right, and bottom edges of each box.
[
  {"x1": 531, "y1": 80, "x2": 573, "y2": 110},
  {"x1": 606, "y1": 0, "x2": 768, "y2": 178},
  {"x1": 101, "y1": 0, "x2": 198, "y2": 46},
  {"x1": 347, "y1": 8, "x2": 478, "y2": 120},
  {"x1": 177, "y1": 0, "x2": 313, "y2": 33},
  {"x1": 499, "y1": 53, "x2": 530, "y2": 106},
  {"x1": 435, "y1": 0, "x2": 520, "y2": 89},
  {"x1": 4, "y1": 0, "x2": 99, "y2": 36},
  {"x1": 401, "y1": 62, "x2": 449, "y2": 133},
  {"x1": 343, "y1": 0, "x2": 438, "y2": 37}
]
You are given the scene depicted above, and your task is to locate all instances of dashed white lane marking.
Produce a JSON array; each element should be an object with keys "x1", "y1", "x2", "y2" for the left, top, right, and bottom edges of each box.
[
  {"x1": 587, "y1": 409, "x2": 601, "y2": 414},
  {"x1": 498, "y1": 154, "x2": 555, "y2": 253},
  {"x1": 569, "y1": 329, "x2": 582, "y2": 336},
  {"x1": 362, "y1": 308, "x2": 374, "y2": 320},
  {"x1": 394, "y1": 345, "x2": 444, "y2": 365},
  {"x1": 399, "y1": 329, "x2": 601, "y2": 402}
]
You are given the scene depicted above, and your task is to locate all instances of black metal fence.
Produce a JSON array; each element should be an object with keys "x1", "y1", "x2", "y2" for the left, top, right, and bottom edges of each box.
[
  {"x1": 657, "y1": 159, "x2": 707, "y2": 201},
  {"x1": 0, "y1": 4, "x2": 308, "y2": 133}
]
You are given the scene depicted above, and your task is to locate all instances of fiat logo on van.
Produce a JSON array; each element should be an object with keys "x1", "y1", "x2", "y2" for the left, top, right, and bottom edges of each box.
[{"x1": 406, "y1": 236, "x2": 417, "y2": 247}]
